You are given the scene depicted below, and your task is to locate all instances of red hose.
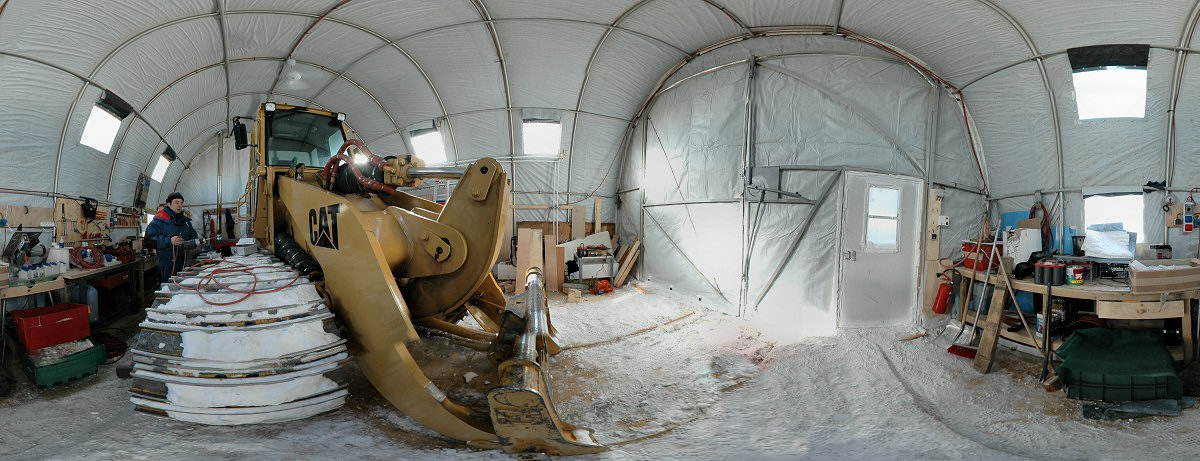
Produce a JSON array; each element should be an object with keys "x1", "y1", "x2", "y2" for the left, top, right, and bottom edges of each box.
[
  {"x1": 1030, "y1": 202, "x2": 1052, "y2": 253},
  {"x1": 172, "y1": 260, "x2": 302, "y2": 306},
  {"x1": 70, "y1": 245, "x2": 107, "y2": 269}
]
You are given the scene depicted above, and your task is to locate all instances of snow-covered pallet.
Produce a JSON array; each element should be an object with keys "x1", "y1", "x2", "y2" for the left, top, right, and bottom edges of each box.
[{"x1": 128, "y1": 254, "x2": 348, "y2": 425}]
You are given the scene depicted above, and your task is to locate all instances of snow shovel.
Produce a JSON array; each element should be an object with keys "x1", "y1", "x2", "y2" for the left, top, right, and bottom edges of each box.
[{"x1": 948, "y1": 239, "x2": 998, "y2": 359}]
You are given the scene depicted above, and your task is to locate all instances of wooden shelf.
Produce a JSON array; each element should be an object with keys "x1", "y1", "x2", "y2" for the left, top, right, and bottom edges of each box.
[
  {"x1": 1, "y1": 277, "x2": 65, "y2": 299},
  {"x1": 962, "y1": 309, "x2": 1063, "y2": 352},
  {"x1": 962, "y1": 309, "x2": 1188, "y2": 362}
]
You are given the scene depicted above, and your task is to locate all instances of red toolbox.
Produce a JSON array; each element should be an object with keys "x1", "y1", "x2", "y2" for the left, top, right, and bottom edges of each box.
[
  {"x1": 12, "y1": 303, "x2": 91, "y2": 352},
  {"x1": 962, "y1": 241, "x2": 1003, "y2": 271}
]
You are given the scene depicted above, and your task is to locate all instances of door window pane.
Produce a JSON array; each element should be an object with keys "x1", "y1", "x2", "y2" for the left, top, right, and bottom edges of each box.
[
  {"x1": 868, "y1": 187, "x2": 899, "y2": 217},
  {"x1": 866, "y1": 217, "x2": 898, "y2": 251}
]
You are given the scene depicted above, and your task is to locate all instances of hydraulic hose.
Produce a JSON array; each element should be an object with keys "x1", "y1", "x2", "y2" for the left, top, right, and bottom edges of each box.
[{"x1": 321, "y1": 139, "x2": 395, "y2": 195}]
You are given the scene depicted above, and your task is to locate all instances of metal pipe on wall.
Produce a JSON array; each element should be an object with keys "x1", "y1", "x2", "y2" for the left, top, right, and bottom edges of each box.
[
  {"x1": 406, "y1": 166, "x2": 468, "y2": 178},
  {"x1": 216, "y1": 130, "x2": 223, "y2": 241}
]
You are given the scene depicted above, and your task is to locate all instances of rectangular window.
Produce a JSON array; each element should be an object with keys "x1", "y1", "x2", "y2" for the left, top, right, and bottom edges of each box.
[
  {"x1": 1084, "y1": 193, "x2": 1144, "y2": 243},
  {"x1": 522, "y1": 120, "x2": 562, "y2": 157},
  {"x1": 151, "y1": 154, "x2": 171, "y2": 182},
  {"x1": 864, "y1": 186, "x2": 900, "y2": 252},
  {"x1": 1068, "y1": 44, "x2": 1149, "y2": 120},
  {"x1": 410, "y1": 129, "x2": 447, "y2": 164},
  {"x1": 80, "y1": 105, "x2": 122, "y2": 154}
]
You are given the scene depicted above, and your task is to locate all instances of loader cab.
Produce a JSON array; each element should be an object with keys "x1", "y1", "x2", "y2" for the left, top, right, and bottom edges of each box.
[
  {"x1": 242, "y1": 102, "x2": 351, "y2": 246},
  {"x1": 262, "y1": 104, "x2": 348, "y2": 168}
]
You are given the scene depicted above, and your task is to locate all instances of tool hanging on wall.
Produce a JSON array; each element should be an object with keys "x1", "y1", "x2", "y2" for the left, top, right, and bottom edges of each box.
[
  {"x1": 1184, "y1": 191, "x2": 1195, "y2": 233},
  {"x1": 80, "y1": 197, "x2": 98, "y2": 221},
  {"x1": 59, "y1": 203, "x2": 67, "y2": 246}
]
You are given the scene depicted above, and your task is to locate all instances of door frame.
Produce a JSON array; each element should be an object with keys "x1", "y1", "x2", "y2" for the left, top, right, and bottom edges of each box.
[{"x1": 835, "y1": 170, "x2": 925, "y2": 328}]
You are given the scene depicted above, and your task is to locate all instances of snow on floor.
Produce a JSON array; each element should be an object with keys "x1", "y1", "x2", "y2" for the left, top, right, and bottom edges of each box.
[{"x1": 2, "y1": 282, "x2": 1199, "y2": 460}]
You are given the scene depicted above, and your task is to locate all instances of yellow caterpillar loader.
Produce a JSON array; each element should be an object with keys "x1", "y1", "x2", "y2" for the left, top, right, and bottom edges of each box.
[{"x1": 232, "y1": 103, "x2": 604, "y2": 455}]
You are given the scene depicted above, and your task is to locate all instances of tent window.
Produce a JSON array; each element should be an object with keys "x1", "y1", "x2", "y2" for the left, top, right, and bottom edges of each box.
[
  {"x1": 151, "y1": 154, "x2": 171, "y2": 183},
  {"x1": 1084, "y1": 194, "x2": 1144, "y2": 243},
  {"x1": 410, "y1": 129, "x2": 447, "y2": 164},
  {"x1": 1071, "y1": 68, "x2": 1147, "y2": 120},
  {"x1": 865, "y1": 186, "x2": 900, "y2": 252},
  {"x1": 80, "y1": 105, "x2": 122, "y2": 154},
  {"x1": 1068, "y1": 44, "x2": 1149, "y2": 120},
  {"x1": 522, "y1": 120, "x2": 561, "y2": 157}
]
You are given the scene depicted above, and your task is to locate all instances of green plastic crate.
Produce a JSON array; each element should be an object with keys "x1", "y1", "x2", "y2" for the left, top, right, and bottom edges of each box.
[
  {"x1": 1056, "y1": 329, "x2": 1182, "y2": 402},
  {"x1": 21, "y1": 343, "x2": 106, "y2": 388}
]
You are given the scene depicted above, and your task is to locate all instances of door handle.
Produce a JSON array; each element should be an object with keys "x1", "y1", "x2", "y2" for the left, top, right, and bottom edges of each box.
[{"x1": 843, "y1": 250, "x2": 856, "y2": 261}]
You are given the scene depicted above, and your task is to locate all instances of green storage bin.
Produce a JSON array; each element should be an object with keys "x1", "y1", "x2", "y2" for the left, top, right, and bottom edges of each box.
[
  {"x1": 21, "y1": 343, "x2": 106, "y2": 388},
  {"x1": 1056, "y1": 328, "x2": 1182, "y2": 402}
]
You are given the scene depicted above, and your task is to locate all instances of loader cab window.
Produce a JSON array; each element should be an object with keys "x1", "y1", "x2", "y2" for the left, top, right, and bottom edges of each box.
[{"x1": 265, "y1": 109, "x2": 347, "y2": 167}]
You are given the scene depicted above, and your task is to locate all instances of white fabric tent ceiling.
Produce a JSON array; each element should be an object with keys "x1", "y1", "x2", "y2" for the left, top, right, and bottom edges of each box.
[
  {"x1": 6, "y1": 1, "x2": 1200, "y2": 321},
  {"x1": 1, "y1": 0, "x2": 1198, "y2": 209}
]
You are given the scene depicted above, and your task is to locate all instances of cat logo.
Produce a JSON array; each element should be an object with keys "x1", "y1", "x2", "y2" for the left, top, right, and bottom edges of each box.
[{"x1": 309, "y1": 204, "x2": 340, "y2": 249}]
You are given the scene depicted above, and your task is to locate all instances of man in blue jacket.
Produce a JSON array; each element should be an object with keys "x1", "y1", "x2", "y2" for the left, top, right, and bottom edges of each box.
[{"x1": 146, "y1": 192, "x2": 198, "y2": 282}]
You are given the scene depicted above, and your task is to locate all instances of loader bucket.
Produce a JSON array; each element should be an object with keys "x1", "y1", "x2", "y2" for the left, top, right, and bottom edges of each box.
[{"x1": 487, "y1": 270, "x2": 606, "y2": 455}]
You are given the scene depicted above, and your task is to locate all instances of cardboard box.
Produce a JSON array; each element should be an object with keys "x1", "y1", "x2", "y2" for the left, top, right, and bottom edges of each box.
[{"x1": 1128, "y1": 258, "x2": 1200, "y2": 294}]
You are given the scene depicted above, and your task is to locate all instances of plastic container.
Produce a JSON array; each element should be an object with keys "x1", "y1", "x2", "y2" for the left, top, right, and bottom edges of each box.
[
  {"x1": 86, "y1": 285, "x2": 99, "y2": 323},
  {"x1": 1151, "y1": 244, "x2": 1172, "y2": 260},
  {"x1": 962, "y1": 241, "x2": 1003, "y2": 271},
  {"x1": 1056, "y1": 329, "x2": 1182, "y2": 402},
  {"x1": 20, "y1": 343, "x2": 105, "y2": 388},
  {"x1": 966, "y1": 281, "x2": 996, "y2": 315},
  {"x1": 1066, "y1": 265, "x2": 1086, "y2": 285},
  {"x1": 12, "y1": 303, "x2": 91, "y2": 352}
]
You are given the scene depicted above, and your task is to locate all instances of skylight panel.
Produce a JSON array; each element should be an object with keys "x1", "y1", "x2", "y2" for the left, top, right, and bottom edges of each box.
[
  {"x1": 80, "y1": 105, "x2": 122, "y2": 154},
  {"x1": 151, "y1": 154, "x2": 170, "y2": 182},
  {"x1": 411, "y1": 130, "x2": 447, "y2": 164},
  {"x1": 522, "y1": 120, "x2": 562, "y2": 157}
]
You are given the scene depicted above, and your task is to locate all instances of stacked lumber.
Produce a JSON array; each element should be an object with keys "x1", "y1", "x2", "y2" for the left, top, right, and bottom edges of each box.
[{"x1": 613, "y1": 237, "x2": 641, "y2": 288}]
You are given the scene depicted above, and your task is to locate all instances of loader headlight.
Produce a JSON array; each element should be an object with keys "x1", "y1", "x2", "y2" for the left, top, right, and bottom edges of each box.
[
  {"x1": 265, "y1": 102, "x2": 276, "y2": 112},
  {"x1": 336, "y1": 113, "x2": 346, "y2": 121}
]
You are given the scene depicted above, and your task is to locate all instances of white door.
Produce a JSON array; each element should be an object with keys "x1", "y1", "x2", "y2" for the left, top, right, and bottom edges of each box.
[{"x1": 837, "y1": 172, "x2": 923, "y2": 327}]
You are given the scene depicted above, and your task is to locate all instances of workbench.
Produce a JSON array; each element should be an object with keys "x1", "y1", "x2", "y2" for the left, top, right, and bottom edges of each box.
[
  {"x1": 955, "y1": 267, "x2": 1195, "y2": 364},
  {"x1": 62, "y1": 255, "x2": 157, "y2": 312}
]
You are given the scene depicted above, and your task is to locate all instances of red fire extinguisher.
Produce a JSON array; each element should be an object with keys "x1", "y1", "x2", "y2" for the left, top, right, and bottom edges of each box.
[{"x1": 932, "y1": 273, "x2": 954, "y2": 315}]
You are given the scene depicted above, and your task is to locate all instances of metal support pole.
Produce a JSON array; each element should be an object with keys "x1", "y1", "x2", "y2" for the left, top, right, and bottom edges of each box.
[
  {"x1": 216, "y1": 130, "x2": 223, "y2": 241},
  {"x1": 739, "y1": 60, "x2": 757, "y2": 317}
]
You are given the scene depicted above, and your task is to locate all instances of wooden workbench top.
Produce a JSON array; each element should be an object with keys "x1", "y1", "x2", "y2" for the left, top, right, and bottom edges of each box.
[
  {"x1": 954, "y1": 266, "x2": 1198, "y2": 300},
  {"x1": 62, "y1": 255, "x2": 155, "y2": 281}
]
